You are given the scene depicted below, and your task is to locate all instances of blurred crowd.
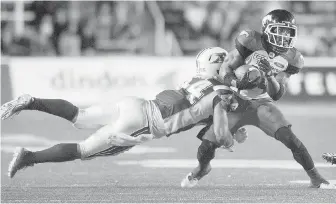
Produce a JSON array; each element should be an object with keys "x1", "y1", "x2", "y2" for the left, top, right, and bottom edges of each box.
[
  {"x1": 160, "y1": 1, "x2": 336, "y2": 57},
  {"x1": 1, "y1": 1, "x2": 150, "y2": 56},
  {"x1": 1, "y1": 1, "x2": 336, "y2": 57}
]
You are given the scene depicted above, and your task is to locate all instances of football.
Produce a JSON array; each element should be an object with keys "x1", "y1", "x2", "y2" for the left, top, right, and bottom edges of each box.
[{"x1": 234, "y1": 64, "x2": 262, "y2": 83}]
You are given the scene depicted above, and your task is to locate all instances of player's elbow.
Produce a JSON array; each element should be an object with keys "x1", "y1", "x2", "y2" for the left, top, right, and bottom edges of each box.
[{"x1": 271, "y1": 93, "x2": 283, "y2": 101}]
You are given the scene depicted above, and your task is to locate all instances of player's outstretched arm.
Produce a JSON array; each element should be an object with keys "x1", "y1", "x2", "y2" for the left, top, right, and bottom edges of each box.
[{"x1": 212, "y1": 95, "x2": 234, "y2": 148}]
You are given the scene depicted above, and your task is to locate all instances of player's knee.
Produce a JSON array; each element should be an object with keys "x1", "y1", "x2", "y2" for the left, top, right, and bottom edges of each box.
[
  {"x1": 73, "y1": 108, "x2": 89, "y2": 129},
  {"x1": 196, "y1": 125, "x2": 212, "y2": 141},
  {"x1": 197, "y1": 140, "x2": 217, "y2": 164},
  {"x1": 78, "y1": 138, "x2": 104, "y2": 160},
  {"x1": 257, "y1": 105, "x2": 274, "y2": 122},
  {"x1": 258, "y1": 105, "x2": 289, "y2": 124},
  {"x1": 274, "y1": 126, "x2": 304, "y2": 151},
  {"x1": 73, "y1": 107, "x2": 106, "y2": 129},
  {"x1": 78, "y1": 142, "x2": 89, "y2": 160}
]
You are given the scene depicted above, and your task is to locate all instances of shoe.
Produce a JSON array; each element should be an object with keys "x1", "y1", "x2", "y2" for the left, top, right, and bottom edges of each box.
[
  {"x1": 322, "y1": 153, "x2": 336, "y2": 165},
  {"x1": 181, "y1": 172, "x2": 199, "y2": 188},
  {"x1": 319, "y1": 183, "x2": 336, "y2": 189},
  {"x1": 1, "y1": 94, "x2": 33, "y2": 120},
  {"x1": 181, "y1": 164, "x2": 212, "y2": 188},
  {"x1": 306, "y1": 167, "x2": 331, "y2": 188},
  {"x1": 8, "y1": 147, "x2": 34, "y2": 178},
  {"x1": 220, "y1": 144, "x2": 234, "y2": 152}
]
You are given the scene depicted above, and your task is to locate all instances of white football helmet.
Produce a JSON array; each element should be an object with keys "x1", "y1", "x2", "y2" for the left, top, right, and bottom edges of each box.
[{"x1": 195, "y1": 47, "x2": 228, "y2": 78}]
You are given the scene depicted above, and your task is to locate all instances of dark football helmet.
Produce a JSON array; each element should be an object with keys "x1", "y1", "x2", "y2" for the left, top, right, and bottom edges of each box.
[{"x1": 261, "y1": 9, "x2": 297, "y2": 54}]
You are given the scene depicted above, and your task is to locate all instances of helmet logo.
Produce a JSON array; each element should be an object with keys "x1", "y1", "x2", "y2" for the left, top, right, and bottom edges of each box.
[{"x1": 195, "y1": 47, "x2": 228, "y2": 78}]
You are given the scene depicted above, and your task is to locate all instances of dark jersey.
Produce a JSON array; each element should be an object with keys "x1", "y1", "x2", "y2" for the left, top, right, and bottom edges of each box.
[{"x1": 234, "y1": 30, "x2": 304, "y2": 99}]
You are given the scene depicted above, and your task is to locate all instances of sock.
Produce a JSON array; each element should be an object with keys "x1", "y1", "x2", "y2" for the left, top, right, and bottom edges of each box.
[
  {"x1": 32, "y1": 143, "x2": 81, "y2": 164},
  {"x1": 27, "y1": 98, "x2": 79, "y2": 122},
  {"x1": 305, "y1": 167, "x2": 329, "y2": 184},
  {"x1": 275, "y1": 126, "x2": 314, "y2": 171},
  {"x1": 197, "y1": 140, "x2": 217, "y2": 170}
]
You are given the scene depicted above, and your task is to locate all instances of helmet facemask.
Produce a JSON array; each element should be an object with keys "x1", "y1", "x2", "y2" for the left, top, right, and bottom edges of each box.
[{"x1": 264, "y1": 22, "x2": 297, "y2": 52}]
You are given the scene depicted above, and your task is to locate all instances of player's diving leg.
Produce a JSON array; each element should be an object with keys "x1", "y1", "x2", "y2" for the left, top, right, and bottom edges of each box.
[
  {"x1": 255, "y1": 101, "x2": 333, "y2": 188},
  {"x1": 0, "y1": 94, "x2": 116, "y2": 129},
  {"x1": 181, "y1": 111, "x2": 244, "y2": 188},
  {"x1": 8, "y1": 97, "x2": 152, "y2": 178},
  {"x1": 1, "y1": 94, "x2": 79, "y2": 122}
]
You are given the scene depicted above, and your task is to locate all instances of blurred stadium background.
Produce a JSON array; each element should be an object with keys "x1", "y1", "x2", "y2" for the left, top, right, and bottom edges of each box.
[
  {"x1": 1, "y1": 1, "x2": 336, "y2": 56},
  {"x1": 1, "y1": 1, "x2": 336, "y2": 203}
]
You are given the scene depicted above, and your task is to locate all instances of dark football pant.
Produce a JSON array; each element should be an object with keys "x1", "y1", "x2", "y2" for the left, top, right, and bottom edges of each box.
[
  {"x1": 198, "y1": 98, "x2": 286, "y2": 168},
  {"x1": 199, "y1": 97, "x2": 315, "y2": 171},
  {"x1": 200, "y1": 97, "x2": 290, "y2": 142},
  {"x1": 231, "y1": 98, "x2": 291, "y2": 136}
]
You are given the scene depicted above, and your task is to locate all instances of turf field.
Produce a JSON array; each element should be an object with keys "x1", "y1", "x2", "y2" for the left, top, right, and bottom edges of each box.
[{"x1": 1, "y1": 102, "x2": 336, "y2": 203}]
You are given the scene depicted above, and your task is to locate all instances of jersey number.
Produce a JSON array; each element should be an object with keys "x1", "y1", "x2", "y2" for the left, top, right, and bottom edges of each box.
[{"x1": 184, "y1": 80, "x2": 213, "y2": 105}]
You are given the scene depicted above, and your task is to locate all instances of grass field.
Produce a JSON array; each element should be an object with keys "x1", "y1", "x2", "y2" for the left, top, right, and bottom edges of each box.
[{"x1": 1, "y1": 102, "x2": 336, "y2": 203}]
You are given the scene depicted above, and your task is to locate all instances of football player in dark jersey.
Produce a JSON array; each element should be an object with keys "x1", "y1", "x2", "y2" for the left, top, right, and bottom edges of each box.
[{"x1": 182, "y1": 9, "x2": 334, "y2": 189}]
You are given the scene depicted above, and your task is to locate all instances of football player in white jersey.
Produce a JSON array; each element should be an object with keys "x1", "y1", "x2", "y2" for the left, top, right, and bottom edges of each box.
[{"x1": 3, "y1": 47, "x2": 260, "y2": 179}]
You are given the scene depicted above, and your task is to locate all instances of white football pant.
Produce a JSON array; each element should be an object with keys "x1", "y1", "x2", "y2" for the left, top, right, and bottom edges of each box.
[{"x1": 75, "y1": 97, "x2": 164, "y2": 159}]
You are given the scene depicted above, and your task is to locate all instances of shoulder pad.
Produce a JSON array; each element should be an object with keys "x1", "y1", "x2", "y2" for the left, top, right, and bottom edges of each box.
[
  {"x1": 236, "y1": 30, "x2": 256, "y2": 46},
  {"x1": 284, "y1": 48, "x2": 304, "y2": 75},
  {"x1": 235, "y1": 30, "x2": 260, "y2": 59}
]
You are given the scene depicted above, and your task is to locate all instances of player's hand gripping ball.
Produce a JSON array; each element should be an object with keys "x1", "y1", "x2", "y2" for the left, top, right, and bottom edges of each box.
[
  {"x1": 258, "y1": 58, "x2": 273, "y2": 76},
  {"x1": 234, "y1": 64, "x2": 262, "y2": 89}
]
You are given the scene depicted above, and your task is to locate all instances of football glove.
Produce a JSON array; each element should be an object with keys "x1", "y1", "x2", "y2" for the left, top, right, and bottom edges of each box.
[
  {"x1": 223, "y1": 72, "x2": 259, "y2": 90},
  {"x1": 258, "y1": 58, "x2": 273, "y2": 77}
]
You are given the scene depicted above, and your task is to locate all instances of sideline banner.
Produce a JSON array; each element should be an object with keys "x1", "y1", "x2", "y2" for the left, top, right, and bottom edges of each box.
[
  {"x1": 4, "y1": 57, "x2": 336, "y2": 106},
  {"x1": 6, "y1": 57, "x2": 195, "y2": 106},
  {"x1": 285, "y1": 66, "x2": 336, "y2": 101}
]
